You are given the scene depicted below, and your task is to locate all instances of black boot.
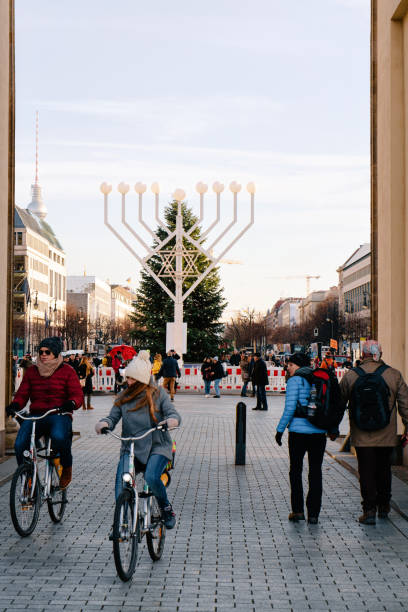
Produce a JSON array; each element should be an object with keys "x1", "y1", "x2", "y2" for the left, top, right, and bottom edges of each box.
[{"x1": 252, "y1": 405, "x2": 261, "y2": 410}]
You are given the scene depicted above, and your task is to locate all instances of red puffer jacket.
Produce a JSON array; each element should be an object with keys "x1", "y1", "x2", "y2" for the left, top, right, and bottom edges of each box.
[{"x1": 13, "y1": 363, "x2": 83, "y2": 416}]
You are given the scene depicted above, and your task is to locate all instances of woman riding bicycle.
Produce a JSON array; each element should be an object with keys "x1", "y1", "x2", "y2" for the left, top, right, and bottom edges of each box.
[
  {"x1": 95, "y1": 350, "x2": 181, "y2": 529},
  {"x1": 6, "y1": 337, "x2": 83, "y2": 490}
]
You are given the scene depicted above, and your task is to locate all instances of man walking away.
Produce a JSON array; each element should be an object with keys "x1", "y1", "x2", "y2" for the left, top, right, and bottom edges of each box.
[
  {"x1": 251, "y1": 353, "x2": 269, "y2": 411},
  {"x1": 158, "y1": 351, "x2": 181, "y2": 401},
  {"x1": 340, "y1": 340, "x2": 408, "y2": 524}
]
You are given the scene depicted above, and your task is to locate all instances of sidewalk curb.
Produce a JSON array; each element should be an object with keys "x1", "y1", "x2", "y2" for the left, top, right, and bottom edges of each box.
[{"x1": 326, "y1": 448, "x2": 408, "y2": 522}]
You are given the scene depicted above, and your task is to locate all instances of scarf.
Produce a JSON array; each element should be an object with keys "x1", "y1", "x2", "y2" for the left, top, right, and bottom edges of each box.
[{"x1": 36, "y1": 354, "x2": 63, "y2": 378}]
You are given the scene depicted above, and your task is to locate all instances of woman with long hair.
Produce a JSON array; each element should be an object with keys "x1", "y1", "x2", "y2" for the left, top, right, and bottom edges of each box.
[
  {"x1": 95, "y1": 351, "x2": 181, "y2": 529},
  {"x1": 152, "y1": 353, "x2": 163, "y2": 381},
  {"x1": 78, "y1": 354, "x2": 95, "y2": 410}
]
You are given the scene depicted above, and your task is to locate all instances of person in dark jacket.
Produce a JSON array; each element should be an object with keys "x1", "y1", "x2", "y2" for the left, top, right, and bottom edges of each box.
[
  {"x1": 251, "y1": 353, "x2": 269, "y2": 411},
  {"x1": 158, "y1": 352, "x2": 181, "y2": 401},
  {"x1": 201, "y1": 357, "x2": 213, "y2": 397},
  {"x1": 6, "y1": 337, "x2": 83, "y2": 489},
  {"x1": 248, "y1": 355, "x2": 256, "y2": 397},
  {"x1": 78, "y1": 354, "x2": 95, "y2": 410},
  {"x1": 210, "y1": 356, "x2": 224, "y2": 398},
  {"x1": 229, "y1": 350, "x2": 240, "y2": 366}
]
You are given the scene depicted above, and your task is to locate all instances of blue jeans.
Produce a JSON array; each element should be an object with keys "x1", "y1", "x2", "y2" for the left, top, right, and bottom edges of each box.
[
  {"x1": 115, "y1": 453, "x2": 170, "y2": 508},
  {"x1": 15, "y1": 414, "x2": 73, "y2": 467},
  {"x1": 242, "y1": 380, "x2": 249, "y2": 395},
  {"x1": 214, "y1": 378, "x2": 221, "y2": 396},
  {"x1": 204, "y1": 380, "x2": 211, "y2": 394}
]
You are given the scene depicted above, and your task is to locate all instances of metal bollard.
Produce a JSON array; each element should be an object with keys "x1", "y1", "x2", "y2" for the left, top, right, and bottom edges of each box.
[{"x1": 235, "y1": 401, "x2": 246, "y2": 465}]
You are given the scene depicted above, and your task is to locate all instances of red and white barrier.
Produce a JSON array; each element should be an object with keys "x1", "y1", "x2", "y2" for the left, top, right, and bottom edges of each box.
[{"x1": 14, "y1": 365, "x2": 348, "y2": 395}]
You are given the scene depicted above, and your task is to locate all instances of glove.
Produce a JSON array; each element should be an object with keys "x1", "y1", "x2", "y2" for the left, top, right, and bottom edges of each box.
[
  {"x1": 95, "y1": 421, "x2": 110, "y2": 435},
  {"x1": 58, "y1": 400, "x2": 76, "y2": 414},
  {"x1": 275, "y1": 431, "x2": 283, "y2": 446},
  {"x1": 6, "y1": 401, "x2": 19, "y2": 417}
]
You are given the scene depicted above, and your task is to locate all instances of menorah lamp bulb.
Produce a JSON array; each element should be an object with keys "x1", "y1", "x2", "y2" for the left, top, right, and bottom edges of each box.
[
  {"x1": 212, "y1": 181, "x2": 224, "y2": 194},
  {"x1": 135, "y1": 182, "x2": 147, "y2": 194},
  {"x1": 151, "y1": 182, "x2": 160, "y2": 195},
  {"x1": 100, "y1": 182, "x2": 112, "y2": 195},
  {"x1": 117, "y1": 182, "x2": 130, "y2": 195},
  {"x1": 246, "y1": 182, "x2": 256, "y2": 194},
  {"x1": 229, "y1": 181, "x2": 242, "y2": 193},
  {"x1": 196, "y1": 181, "x2": 208, "y2": 194},
  {"x1": 173, "y1": 188, "x2": 186, "y2": 202}
]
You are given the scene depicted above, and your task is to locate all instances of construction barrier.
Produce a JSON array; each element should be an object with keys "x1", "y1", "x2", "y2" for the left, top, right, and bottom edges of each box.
[{"x1": 14, "y1": 365, "x2": 348, "y2": 395}]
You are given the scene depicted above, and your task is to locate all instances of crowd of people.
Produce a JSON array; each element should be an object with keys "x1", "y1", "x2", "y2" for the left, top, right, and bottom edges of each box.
[{"x1": 7, "y1": 337, "x2": 408, "y2": 529}]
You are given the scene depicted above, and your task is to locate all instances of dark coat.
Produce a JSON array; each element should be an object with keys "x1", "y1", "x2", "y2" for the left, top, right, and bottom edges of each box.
[
  {"x1": 229, "y1": 353, "x2": 240, "y2": 366},
  {"x1": 252, "y1": 358, "x2": 269, "y2": 386},
  {"x1": 13, "y1": 363, "x2": 83, "y2": 415},
  {"x1": 158, "y1": 356, "x2": 181, "y2": 378},
  {"x1": 201, "y1": 362, "x2": 212, "y2": 380},
  {"x1": 78, "y1": 363, "x2": 94, "y2": 395},
  {"x1": 211, "y1": 361, "x2": 225, "y2": 380}
]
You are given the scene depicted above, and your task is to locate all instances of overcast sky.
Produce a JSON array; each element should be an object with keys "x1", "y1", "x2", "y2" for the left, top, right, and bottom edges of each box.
[{"x1": 15, "y1": 0, "x2": 370, "y2": 317}]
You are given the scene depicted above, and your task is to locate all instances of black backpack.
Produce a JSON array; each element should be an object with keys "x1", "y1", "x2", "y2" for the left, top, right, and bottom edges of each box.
[
  {"x1": 350, "y1": 364, "x2": 391, "y2": 431},
  {"x1": 295, "y1": 368, "x2": 344, "y2": 431}
]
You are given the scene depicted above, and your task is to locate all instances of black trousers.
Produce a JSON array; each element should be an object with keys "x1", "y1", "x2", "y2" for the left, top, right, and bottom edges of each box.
[
  {"x1": 355, "y1": 446, "x2": 393, "y2": 512},
  {"x1": 288, "y1": 432, "x2": 327, "y2": 517}
]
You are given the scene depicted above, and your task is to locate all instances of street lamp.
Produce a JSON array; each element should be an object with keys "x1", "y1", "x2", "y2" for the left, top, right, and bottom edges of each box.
[{"x1": 326, "y1": 318, "x2": 334, "y2": 339}]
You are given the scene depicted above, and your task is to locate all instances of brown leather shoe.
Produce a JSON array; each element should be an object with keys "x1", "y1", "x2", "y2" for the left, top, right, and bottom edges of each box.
[
  {"x1": 358, "y1": 510, "x2": 376, "y2": 525},
  {"x1": 288, "y1": 512, "x2": 305, "y2": 522},
  {"x1": 59, "y1": 466, "x2": 72, "y2": 490}
]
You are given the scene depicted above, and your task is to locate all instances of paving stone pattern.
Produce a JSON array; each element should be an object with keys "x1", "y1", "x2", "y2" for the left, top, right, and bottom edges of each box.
[{"x1": 1, "y1": 394, "x2": 408, "y2": 611}]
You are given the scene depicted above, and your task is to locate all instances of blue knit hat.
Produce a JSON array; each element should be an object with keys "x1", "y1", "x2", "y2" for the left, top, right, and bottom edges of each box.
[{"x1": 39, "y1": 336, "x2": 63, "y2": 357}]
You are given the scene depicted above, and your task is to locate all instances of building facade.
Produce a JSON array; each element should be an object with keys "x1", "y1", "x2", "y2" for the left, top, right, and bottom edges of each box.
[
  {"x1": 111, "y1": 284, "x2": 136, "y2": 322},
  {"x1": 67, "y1": 276, "x2": 111, "y2": 322},
  {"x1": 277, "y1": 298, "x2": 302, "y2": 328},
  {"x1": 338, "y1": 244, "x2": 371, "y2": 315},
  {"x1": 13, "y1": 205, "x2": 66, "y2": 354}
]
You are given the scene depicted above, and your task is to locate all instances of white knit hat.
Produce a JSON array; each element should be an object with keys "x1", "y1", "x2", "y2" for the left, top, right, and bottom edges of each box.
[{"x1": 125, "y1": 350, "x2": 151, "y2": 385}]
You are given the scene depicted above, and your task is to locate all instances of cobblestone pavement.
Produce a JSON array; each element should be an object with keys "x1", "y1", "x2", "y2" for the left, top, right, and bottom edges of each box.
[{"x1": 1, "y1": 394, "x2": 408, "y2": 612}]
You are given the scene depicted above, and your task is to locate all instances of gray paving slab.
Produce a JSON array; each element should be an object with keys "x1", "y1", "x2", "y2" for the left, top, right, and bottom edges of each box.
[{"x1": 1, "y1": 394, "x2": 408, "y2": 612}]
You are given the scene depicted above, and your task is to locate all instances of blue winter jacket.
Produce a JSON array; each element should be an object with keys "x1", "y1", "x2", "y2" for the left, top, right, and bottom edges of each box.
[{"x1": 277, "y1": 368, "x2": 327, "y2": 434}]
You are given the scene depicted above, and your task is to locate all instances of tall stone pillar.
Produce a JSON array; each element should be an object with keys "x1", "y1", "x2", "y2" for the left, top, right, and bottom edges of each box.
[
  {"x1": 372, "y1": 0, "x2": 408, "y2": 376},
  {"x1": 0, "y1": 0, "x2": 15, "y2": 456}
]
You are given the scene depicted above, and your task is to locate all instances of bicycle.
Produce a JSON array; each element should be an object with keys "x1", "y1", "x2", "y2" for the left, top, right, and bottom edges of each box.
[
  {"x1": 9, "y1": 408, "x2": 68, "y2": 537},
  {"x1": 101, "y1": 424, "x2": 176, "y2": 582}
]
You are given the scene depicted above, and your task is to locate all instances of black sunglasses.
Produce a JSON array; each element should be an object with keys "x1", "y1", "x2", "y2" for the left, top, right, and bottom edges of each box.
[{"x1": 39, "y1": 349, "x2": 51, "y2": 355}]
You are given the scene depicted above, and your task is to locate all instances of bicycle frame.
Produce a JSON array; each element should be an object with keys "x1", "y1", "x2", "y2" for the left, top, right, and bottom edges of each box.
[
  {"x1": 103, "y1": 425, "x2": 178, "y2": 538},
  {"x1": 17, "y1": 409, "x2": 60, "y2": 503}
]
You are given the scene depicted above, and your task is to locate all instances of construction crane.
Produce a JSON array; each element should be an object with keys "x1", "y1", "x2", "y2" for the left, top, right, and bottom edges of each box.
[{"x1": 266, "y1": 275, "x2": 320, "y2": 296}]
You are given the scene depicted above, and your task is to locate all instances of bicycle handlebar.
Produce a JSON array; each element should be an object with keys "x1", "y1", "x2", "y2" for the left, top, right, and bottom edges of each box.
[
  {"x1": 101, "y1": 424, "x2": 179, "y2": 441},
  {"x1": 15, "y1": 408, "x2": 59, "y2": 421}
]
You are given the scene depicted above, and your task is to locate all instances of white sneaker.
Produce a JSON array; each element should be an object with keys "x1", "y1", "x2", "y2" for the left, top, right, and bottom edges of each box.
[{"x1": 205, "y1": 394, "x2": 210, "y2": 398}]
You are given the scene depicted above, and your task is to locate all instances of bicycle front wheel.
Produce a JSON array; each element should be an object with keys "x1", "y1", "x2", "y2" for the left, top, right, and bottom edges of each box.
[
  {"x1": 113, "y1": 489, "x2": 139, "y2": 581},
  {"x1": 146, "y1": 495, "x2": 166, "y2": 561},
  {"x1": 10, "y1": 464, "x2": 41, "y2": 537},
  {"x1": 47, "y1": 463, "x2": 67, "y2": 523}
]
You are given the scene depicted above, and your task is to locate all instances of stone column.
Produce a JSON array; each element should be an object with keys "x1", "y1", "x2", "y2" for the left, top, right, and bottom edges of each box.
[
  {"x1": 0, "y1": 0, "x2": 15, "y2": 456},
  {"x1": 372, "y1": 0, "x2": 408, "y2": 462}
]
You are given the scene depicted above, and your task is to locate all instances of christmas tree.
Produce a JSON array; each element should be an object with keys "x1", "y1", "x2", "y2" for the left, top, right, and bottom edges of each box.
[{"x1": 131, "y1": 200, "x2": 227, "y2": 361}]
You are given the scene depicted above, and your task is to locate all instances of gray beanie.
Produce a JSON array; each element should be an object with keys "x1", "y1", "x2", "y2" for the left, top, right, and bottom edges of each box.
[{"x1": 39, "y1": 336, "x2": 63, "y2": 357}]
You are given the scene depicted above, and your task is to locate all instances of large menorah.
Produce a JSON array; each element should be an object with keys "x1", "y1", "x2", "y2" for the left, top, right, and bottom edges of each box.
[{"x1": 100, "y1": 180, "x2": 255, "y2": 359}]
